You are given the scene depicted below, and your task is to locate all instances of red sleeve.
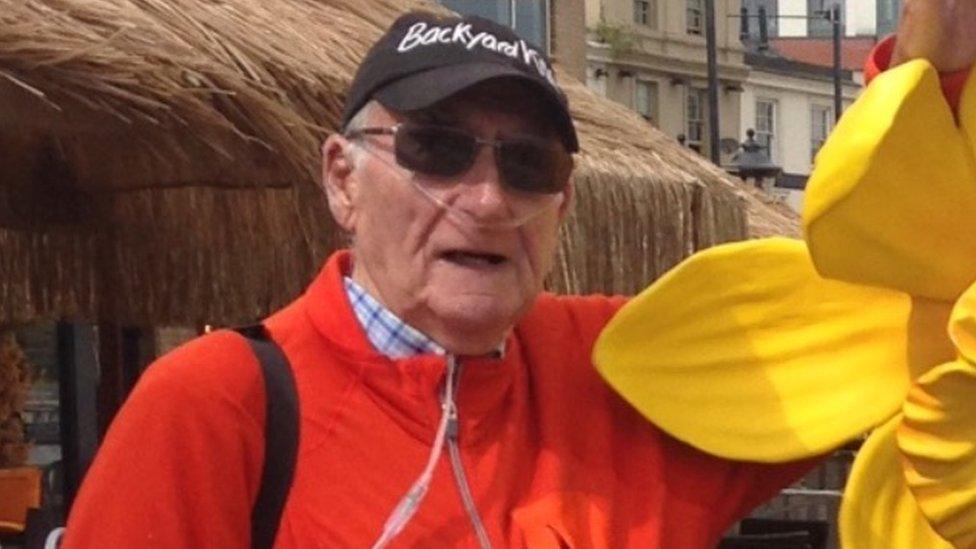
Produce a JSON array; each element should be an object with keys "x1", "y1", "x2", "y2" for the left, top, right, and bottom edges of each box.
[
  {"x1": 543, "y1": 295, "x2": 824, "y2": 544},
  {"x1": 866, "y1": 34, "x2": 971, "y2": 113},
  {"x1": 659, "y1": 432, "x2": 824, "y2": 543},
  {"x1": 63, "y1": 331, "x2": 266, "y2": 548}
]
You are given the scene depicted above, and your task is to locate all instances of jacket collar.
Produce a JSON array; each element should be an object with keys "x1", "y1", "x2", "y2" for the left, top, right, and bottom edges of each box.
[{"x1": 302, "y1": 250, "x2": 521, "y2": 446}]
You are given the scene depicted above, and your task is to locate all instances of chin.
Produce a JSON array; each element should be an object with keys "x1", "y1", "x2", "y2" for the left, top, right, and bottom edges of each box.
[
  {"x1": 432, "y1": 294, "x2": 525, "y2": 343},
  {"x1": 441, "y1": 297, "x2": 517, "y2": 326}
]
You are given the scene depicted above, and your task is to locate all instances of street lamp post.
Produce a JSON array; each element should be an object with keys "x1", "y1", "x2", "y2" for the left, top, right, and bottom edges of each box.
[
  {"x1": 728, "y1": 128, "x2": 782, "y2": 191},
  {"x1": 705, "y1": 0, "x2": 721, "y2": 165},
  {"x1": 831, "y1": 4, "x2": 843, "y2": 122}
]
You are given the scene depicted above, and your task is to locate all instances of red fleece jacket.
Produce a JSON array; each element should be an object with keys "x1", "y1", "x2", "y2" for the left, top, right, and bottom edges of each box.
[{"x1": 64, "y1": 251, "x2": 815, "y2": 547}]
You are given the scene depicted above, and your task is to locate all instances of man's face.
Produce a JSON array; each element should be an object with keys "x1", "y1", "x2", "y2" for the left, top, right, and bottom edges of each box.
[{"x1": 323, "y1": 84, "x2": 573, "y2": 355}]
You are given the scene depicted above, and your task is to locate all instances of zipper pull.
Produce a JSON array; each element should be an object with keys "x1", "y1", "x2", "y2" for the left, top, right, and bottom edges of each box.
[
  {"x1": 444, "y1": 355, "x2": 461, "y2": 442},
  {"x1": 446, "y1": 405, "x2": 459, "y2": 441}
]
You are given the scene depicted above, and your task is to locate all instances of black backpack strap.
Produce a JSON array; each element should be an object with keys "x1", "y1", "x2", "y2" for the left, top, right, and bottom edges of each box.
[{"x1": 234, "y1": 324, "x2": 299, "y2": 549}]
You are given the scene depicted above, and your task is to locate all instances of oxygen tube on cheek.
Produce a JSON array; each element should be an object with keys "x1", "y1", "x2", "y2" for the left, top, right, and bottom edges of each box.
[
  {"x1": 403, "y1": 173, "x2": 564, "y2": 230},
  {"x1": 353, "y1": 141, "x2": 565, "y2": 231}
]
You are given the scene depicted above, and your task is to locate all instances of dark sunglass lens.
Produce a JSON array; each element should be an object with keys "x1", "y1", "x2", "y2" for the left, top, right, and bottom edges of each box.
[
  {"x1": 395, "y1": 125, "x2": 477, "y2": 177},
  {"x1": 498, "y1": 139, "x2": 571, "y2": 194}
]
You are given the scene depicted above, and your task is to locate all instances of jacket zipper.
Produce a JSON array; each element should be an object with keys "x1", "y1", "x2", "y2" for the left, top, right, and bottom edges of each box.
[
  {"x1": 445, "y1": 356, "x2": 493, "y2": 549},
  {"x1": 371, "y1": 356, "x2": 493, "y2": 548}
]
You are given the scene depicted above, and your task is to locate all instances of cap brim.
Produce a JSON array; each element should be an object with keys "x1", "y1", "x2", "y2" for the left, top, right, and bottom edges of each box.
[{"x1": 373, "y1": 63, "x2": 579, "y2": 152}]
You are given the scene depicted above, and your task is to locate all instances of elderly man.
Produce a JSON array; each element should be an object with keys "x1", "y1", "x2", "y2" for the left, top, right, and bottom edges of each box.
[{"x1": 64, "y1": 12, "x2": 815, "y2": 548}]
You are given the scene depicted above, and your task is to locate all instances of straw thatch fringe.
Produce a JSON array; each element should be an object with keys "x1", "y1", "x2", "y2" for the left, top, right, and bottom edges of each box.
[
  {"x1": 0, "y1": 0, "x2": 796, "y2": 325},
  {"x1": 0, "y1": 170, "x2": 748, "y2": 326},
  {"x1": 1, "y1": 185, "x2": 343, "y2": 326},
  {"x1": 565, "y1": 79, "x2": 798, "y2": 239},
  {"x1": 0, "y1": 167, "x2": 748, "y2": 327},
  {"x1": 0, "y1": 228, "x2": 97, "y2": 325},
  {"x1": 93, "y1": 186, "x2": 319, "y2": 325},
  {"x1": 549, "y1": 160, "x2": 747, "y2": 296}
]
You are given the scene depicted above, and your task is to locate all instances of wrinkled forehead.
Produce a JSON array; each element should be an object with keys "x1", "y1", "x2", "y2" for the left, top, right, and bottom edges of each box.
[{"x1": 399, "y1": 78, "x2": 561, "y2": 140}]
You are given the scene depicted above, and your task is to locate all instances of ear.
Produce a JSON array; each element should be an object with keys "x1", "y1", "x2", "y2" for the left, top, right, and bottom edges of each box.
[
  {"x1": 321, "y1": 134, "x2": 359, "y2": 232},
  {"x1": 556, "y1": 172, "x2": 575, "y2": 222}
]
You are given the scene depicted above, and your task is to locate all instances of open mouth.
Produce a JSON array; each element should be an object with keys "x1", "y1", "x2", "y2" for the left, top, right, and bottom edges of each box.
[{"x1": 441, "y1": 250, "x2": 507, "y2": 267}]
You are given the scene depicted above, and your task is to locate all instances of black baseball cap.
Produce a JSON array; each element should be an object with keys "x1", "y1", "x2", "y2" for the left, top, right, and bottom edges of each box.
[{"x1": 341, "y1": 11, "x2": 579, "y2": 152}]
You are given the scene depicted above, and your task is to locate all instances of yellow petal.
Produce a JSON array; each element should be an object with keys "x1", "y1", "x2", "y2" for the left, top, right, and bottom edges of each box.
[
  {"x1": 949, "y1": 280, "x2": 976, "y2": 364},
  {"x1": 841, "y1": 416, "x2": 953, "y2": 549},
  {"x1": 898, "y1": 283, "x2": 976, "y2": 548},
  {"x1": 594, "y1": 237, "x2": 918, "y2": 462},
  {"x1": 900, "y1": 362, "x2": 976, "y2": 548},
  {"x1": 804, "y1": 59, "x2": 976, "y2": 302},
  {"x1": 960, "y1": 66, "x2": 976, "y2": 168},
  {"x1": 904, "y1": 297, "x2": 956, "y2": 381}
]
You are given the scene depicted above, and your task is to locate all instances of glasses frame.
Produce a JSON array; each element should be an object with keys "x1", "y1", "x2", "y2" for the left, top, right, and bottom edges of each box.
[{"x1": 344, "y1": 122, "x2": 573, "y2": 195}]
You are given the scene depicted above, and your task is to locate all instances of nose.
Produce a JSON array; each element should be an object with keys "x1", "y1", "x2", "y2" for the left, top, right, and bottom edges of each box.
[{"x1": 452, "y1": 145, "x2": 514, "y2": 222}]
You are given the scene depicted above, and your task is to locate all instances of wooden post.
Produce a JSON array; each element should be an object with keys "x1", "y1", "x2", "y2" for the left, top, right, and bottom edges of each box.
[
  {"x1": 97, "y1": 325, "x2": 155, "y2": 437},
  {"x1": 56, "y1": 321, "x2": 98, "y2": 511}
]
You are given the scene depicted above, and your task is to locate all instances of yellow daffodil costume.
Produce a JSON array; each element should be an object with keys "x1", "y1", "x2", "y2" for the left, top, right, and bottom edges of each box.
[{"x1": 594, "y1": 60, "x2": 976, "y2": 547}]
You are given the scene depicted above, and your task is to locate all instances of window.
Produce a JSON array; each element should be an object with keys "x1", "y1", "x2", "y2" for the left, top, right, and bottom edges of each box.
[
  {"x1": 686, "y1": 88, "x2": 707, "y2": 153},
  {"x1": 441, "y1": 0, "x2": 510, "y2": 24},
  {"x1": 686, "y1": 0, "x2": 704, "y2": 35},
  {"x1": 810, "y1": 104, "x2": 833, "y2": 162},
  {"x1": 755, "y1": 99, "x2": 777, "y2": 160},
  {"x1": 742, "y1": 0, "x2": 779, "y2": 39},
  {"x1": 439, "y1": 0, "x2": 549, "y2": 51},
  {"x1": 635, "y1": 80, "x2": 658, "y2": 124},
  {"x1": 587, "y1": 67, "x2": 607, "y2": 96},
  {"x1": 807, "y1": 0, "x2": 844, "y2": 37},
  {"x1": 876, "y1": 0, "x2": 902, "y2": 36},
  {"x1": 514, "y1": 0, "x2": 547, "y2": 49},
  {"x1": 634, "y1": 0, "x2": 657, "y2": 28}
]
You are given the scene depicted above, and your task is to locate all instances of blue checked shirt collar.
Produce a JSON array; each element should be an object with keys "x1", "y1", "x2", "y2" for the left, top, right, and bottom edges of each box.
[
  {"x1": 344, "y1": 277, "x2": 446, "y2": 358},
  {"x1": 343, "y1": 276, "x2": 506, "y2": 359}
]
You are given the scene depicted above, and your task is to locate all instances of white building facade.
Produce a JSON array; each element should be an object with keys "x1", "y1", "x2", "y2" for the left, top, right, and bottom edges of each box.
[
  {"x1": 584, "y1": 0, "x2": 749, "y2": 162},
  {"x1": 740, "y1": 54, "x2": 860, "y2": 212},
  {"x1": 581, "y1": 0, "x2": 870, "y2": 213}
]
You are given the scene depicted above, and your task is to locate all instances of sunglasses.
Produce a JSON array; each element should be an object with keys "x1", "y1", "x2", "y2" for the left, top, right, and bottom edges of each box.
[{"x1": 345, "y1": 123, "x2": 574, "y2": 195}]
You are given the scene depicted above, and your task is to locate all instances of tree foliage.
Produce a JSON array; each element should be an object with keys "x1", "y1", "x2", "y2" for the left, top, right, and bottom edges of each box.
[{"x1": 0, "y1": 331, "x2": 33, "y2": 467}]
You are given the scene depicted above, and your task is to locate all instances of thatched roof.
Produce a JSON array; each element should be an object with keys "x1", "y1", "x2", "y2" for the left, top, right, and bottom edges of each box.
[{"x1": 0, "y1": 0, "x2": 797, "y2": 326}]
